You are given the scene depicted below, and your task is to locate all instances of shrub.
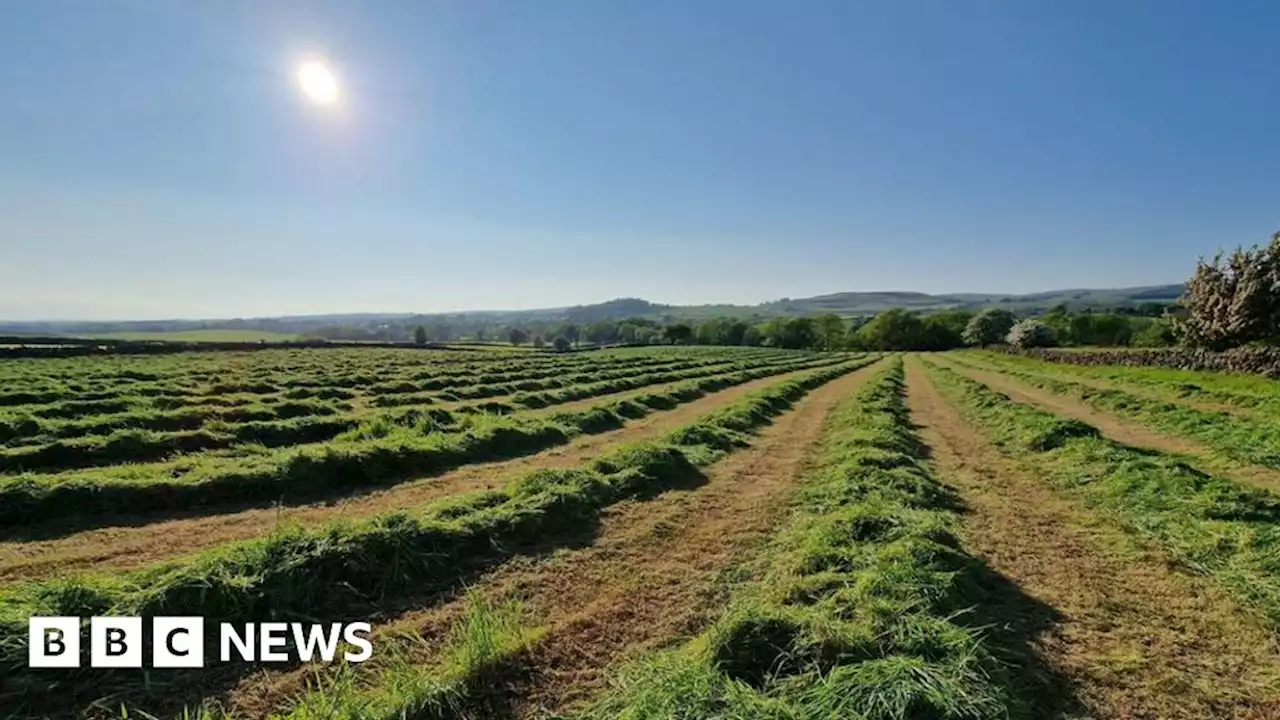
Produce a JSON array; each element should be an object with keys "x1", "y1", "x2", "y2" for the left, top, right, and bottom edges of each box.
[
  {"x1": 962, "y1": 309, "x2": 1016, "y2": 347},
  {"x1": 1005, "y1": 319, "x2": 1055, "y2": 348},
  {"x1": 1132, "y1": 320, "x2": 1176, "y2": 347},
  {"x1": 1177, "y1": 232, "x2": 1280, "y2": 350}
]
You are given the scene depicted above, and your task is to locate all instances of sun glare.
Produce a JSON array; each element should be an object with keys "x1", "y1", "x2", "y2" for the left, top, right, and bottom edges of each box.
[{"x1": 297, "y1": 59, "x2": 340, "y2": 106}]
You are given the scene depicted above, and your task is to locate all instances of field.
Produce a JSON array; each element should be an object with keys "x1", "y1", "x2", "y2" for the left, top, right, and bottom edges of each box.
[
  {"x1": 4, "y1": 346, "x2": 1280, "y2": 718},
  {"x1": 84, "y1": 329, "x2": 304, "y2": 342}
]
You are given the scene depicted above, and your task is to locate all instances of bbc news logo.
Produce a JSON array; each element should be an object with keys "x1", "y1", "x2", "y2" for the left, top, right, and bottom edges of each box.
[{"x1": 29, "y1": 617, "x2": 372, "y2": 668}]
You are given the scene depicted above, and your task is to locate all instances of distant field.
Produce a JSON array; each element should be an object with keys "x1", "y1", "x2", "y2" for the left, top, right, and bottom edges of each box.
[{"x1": 86, "y1": 328, "x2": 302, "y2": 342}]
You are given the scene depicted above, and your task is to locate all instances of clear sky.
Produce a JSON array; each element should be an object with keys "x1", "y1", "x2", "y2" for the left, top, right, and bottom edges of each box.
[{"x1": 2, "y1": 1, "x2": 1277, "y2": 320}]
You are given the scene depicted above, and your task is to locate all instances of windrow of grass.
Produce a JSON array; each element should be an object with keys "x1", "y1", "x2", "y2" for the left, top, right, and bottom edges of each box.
[
  {"x1": 366, "y1": 353, "x2": 750, "y2": 401},
  {"x1": 969, "y1": 350, "x2": 1280, "y2": 416},
  {"x1": 577, "y1": 359, "x2": 1037, "y2": 720},
  {"x1": 0, "y1": 356, "x2": 868, "y2": 531},
  {"x1": 0, "y1": 354, "x2": 826, "y2": 473},
  {"x1": 0, "y1": 358, "x2": 870, "y2": 691},
  {"x1": 924, "y1": 360, "x2": 1280, "y2": 627},
  {"x1": 947, "y1": 353, "x2": 1280, "y2": 471},
  {"x1": 369, "y1": 353, "x2": 799, "y2": 409},
  {"x1": 0, "y1": 350, "x2": 761, "y2": 445},
  {"x1": 0, "y1": 397, "x2": 349, "y2": 447},
  {"x1": 0, "y1": 347, "x2": 774, "y2": 408},
  {"x1": 0, "y1": 349, "x2": 673, "y2": 428}
]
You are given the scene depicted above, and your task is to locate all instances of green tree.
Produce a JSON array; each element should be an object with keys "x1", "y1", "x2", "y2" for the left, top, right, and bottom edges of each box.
[
  {"x1": 412, "y1": 325, "x2": 428, "y2": 345},
  {"x1": 586, "y1": 320, "x2": 617, "y2": 346},
  {"x1": 1086, "y1": 313, "x2": 1134, "y2": 346},
  {"x1": 560, "y1": 323, "x2": 581, "y2": 348},
  {"x1": 507, "y1": 327, "x2": 529, "y2": 346},
  {"x1": 1132, "y1": 320, "x2": 1175, "y2": 347},
  {"x1": 725, "y1": 320, "x2": 751, "y2": 346},
  {"x1": 696, "y1": 318, "x2": 731, "y2": 345},
  {"x1": 553, "y1": 336, "x2": 572, "y2": 352},
  {"x1": 664, "y1": 323, "x2": 694, "y2": 345},
  {"x1": 857, "y1": 309, "x2": 924, "y2": 350},
  {"x1": 814, "y1": 314, "x2": 846, "y2": 351},
  {"x1": 617, "y1": 323, "x2": 638, "y2": 344},
  {"x1": 759, "y1": 317, "x2": 819, "y2": 349},
  {"x1": 532, "y1": 335, "x2": 546, "y2": 349},
  {"x1": 962, "y1": 309, "x2": 1017, "y2": 346}
]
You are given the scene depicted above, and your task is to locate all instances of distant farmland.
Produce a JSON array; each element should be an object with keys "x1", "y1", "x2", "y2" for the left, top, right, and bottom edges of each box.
[{"x1": 86, "y1": 328, "x2": 302, "y2": 342}]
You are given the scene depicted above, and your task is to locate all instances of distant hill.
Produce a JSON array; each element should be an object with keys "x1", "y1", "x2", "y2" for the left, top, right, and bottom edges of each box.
[{"x1": 0, "y1": 284, "x2": 1185, "y2": 337}]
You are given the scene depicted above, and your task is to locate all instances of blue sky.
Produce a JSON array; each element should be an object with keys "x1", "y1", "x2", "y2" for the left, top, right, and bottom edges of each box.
[{"x1": 1, "y1": 1, "x2": 1277, "y2": 320}]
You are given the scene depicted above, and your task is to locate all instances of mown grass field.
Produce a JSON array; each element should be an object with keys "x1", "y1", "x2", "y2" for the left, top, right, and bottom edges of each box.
[{"x1": 5, "y1": 345, "x2": 1280, "y2": 719}]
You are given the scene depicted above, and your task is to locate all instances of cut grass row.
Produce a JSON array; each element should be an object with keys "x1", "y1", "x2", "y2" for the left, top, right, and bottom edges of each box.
[
  {"x1": 947, "y1": 352, "x2": 1280, "y2": 472},
  {"x1": 969, "y1": 349, "x2": 1280, "y2": 415},
  {"x1": 0, "y1": 358, "x2": 871, "y2": 700},
  {"x1": 0, "y1": 397, "x2": 349, "y2": 448},
  {"x1": 923, "y1": 359, "x2": 1280, "y2": 629},
  {"x1": 0, "y1": 353, "x2": 750, "y2": 447},
  {"x1": 0, "y1": 354, "x2": 822, "y2": 472},
  {"x1": 0, "y1": 355, "x2": 869, "y2": 532},
  {"x1": 0, "y1": 347, "x2": 777, "y2": 403},
  {"x1": 0, "y1": 349, "x2": 756, "y2": 423},
  {"x1": 576, "y1": 358, "x2": 1038, "y2": 719}
]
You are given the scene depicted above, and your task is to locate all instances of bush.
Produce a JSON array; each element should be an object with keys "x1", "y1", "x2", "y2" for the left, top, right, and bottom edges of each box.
[
  {"x1": 553, "y1": 337, "x2": 571, "y2": 352},
  {"x1": 1132, "y1": 320, "x2": 1176, "y2": 347},
  {"x1": 1005, "y1": 319, "x2": 1055, "y2": 348},
  {"x1": 962, "y1": 309, "x2": 1016, "y2": 347},
  {"x1": 1177, "y1": 232, "x2": 1280, "y2": 350}
]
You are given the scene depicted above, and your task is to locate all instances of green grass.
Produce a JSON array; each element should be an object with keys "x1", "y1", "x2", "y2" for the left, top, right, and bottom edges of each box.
[
  {"x1": 967, "y1": 349, "x2": 1280, "y2": 414},
  {"x1": 950, "y1": 352, "x2": 1280, "y2": 470},
  {"x1": 254, "y1": 591, "x2": 544, "y2": 720},
  {"x1": 0, "y1": 355, "x2": 859, "y2": 529},
  {"x1": 0, "y1": 358, "x2": 871, "y2": 708},
  {"x1": 579, "y1": 358, "x2": 1040, "y2": 720},
  {"x1": 924, "y1": 359, "x2": 1280, "y2": 628}
]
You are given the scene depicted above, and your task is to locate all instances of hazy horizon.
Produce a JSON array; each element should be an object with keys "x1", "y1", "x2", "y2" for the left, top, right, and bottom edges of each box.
[
  {"x1": 2, "y1": 282, "x2": 1187, "y2": 325},
  {"x1": 3, "y1": 1, "x2": 1276, "y2": 321}
]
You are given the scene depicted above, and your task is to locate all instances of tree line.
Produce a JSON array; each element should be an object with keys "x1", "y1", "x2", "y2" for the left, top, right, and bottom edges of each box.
[
  {"x1": 330, "y1": 231, "x2": 1280, "y2": 354},
  {"x1": 403, "y1": 304, "x2": 1174, "y2": 353}
]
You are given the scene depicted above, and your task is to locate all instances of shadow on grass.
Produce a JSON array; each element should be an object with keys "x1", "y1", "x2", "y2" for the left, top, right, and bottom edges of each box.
[
  {"x1": 908, "y1": 416, "x2": 1083, "y2": 718},
  {"x1": 958, "y1": 557, "x2": 1087, "y2": 719}
]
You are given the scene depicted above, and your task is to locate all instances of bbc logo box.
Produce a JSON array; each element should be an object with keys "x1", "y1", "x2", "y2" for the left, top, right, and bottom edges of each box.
[
  {"x1": 28, "y1": 617, "x2": 372, "y2": 668},
  {"x1": 29, "y1": 616, "x2": 205, "y2": 669}
]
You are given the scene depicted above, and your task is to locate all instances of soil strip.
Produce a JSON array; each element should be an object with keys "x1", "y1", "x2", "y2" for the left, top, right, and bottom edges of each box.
[{"x1": 906, "y1": 356, "x2": 1280, "y2": 719}]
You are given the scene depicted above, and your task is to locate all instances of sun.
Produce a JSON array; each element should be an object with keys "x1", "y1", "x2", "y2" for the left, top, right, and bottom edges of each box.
[{"x1": 297, "y1": 59, "x2": 340, "y2": 106}]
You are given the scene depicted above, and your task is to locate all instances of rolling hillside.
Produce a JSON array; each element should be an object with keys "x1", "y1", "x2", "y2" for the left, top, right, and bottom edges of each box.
[{"x1": 0, "y1": 284, "x2": 1184, "y2": 338}]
